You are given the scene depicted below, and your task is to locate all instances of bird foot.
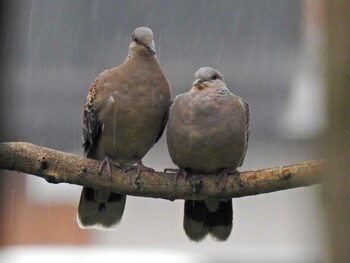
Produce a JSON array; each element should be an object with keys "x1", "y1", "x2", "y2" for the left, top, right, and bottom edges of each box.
[
  {"x1": 124, "y1": 160, "x2": 155, "y2": 185},
  {"x1": 98, "y1": 156, "x2": 112, "y2": 181},
  {"x1": 98, "y1": 156, "x2": 123, "y2": 181},
  {"x1": 217, "y1": 169, "x2": 229, "y2": 190},
  {"x1": 164, "y1": 168, "x2": 189, "y2": 185}
]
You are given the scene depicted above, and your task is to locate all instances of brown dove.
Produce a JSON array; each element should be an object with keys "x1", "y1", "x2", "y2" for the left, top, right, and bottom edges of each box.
[
  {"x1": 167, "y1": 67, "x2": 249, "y2": 241},
  {"x1": 77, "y1": 27, "x2": 171, "y2": 229}
]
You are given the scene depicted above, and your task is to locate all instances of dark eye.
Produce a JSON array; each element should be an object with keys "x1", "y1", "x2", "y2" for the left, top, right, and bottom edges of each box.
[
  {"x1": 212, "y1": 75, "x2": 218, "y2": 80},
  {"x1": 134, "y1": 38, "x2": 138, "y2": 42}
]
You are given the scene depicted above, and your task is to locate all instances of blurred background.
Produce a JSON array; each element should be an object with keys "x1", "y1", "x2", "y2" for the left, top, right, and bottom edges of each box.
[{"x1": 0, "y1": 0, "x2": 326, "y2": 262}]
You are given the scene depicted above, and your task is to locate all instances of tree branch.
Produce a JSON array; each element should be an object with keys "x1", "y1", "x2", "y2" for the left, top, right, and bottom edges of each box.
[{"x1": 0, "y1": 142, "x2": 323, "y2": 201}]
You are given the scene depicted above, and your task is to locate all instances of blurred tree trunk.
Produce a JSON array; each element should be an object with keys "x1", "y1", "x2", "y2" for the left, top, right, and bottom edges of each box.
[
  {"x1": 324, "y1": 0, "x2": 350, "y2": 262},
  {"x1": 0, "y1": 0, "x2": 14, "y2": 245}
]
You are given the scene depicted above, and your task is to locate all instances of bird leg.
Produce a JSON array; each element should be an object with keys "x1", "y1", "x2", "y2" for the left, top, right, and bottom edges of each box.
[
  {"x1": 135, "y1": 160, "x2": 155, "y2": 183},
  {"x1": 98, "y1": 156, "x2": 113, "y2": 180},
  {"x1": 217, "y1": 168, "x2": 229, "y2": 190},
  {"x1": 98, "y1": 155, "x2": 124, "y2": 181},
  {"x1": 164, "y1": 168, "x2": 189, "y2": 184},
  {"x1": 123, "y1": 160, "x2": 155, "y2": 184},
  {"x1": 176, "y1": 169, "x2": 189, "y2": 184}
]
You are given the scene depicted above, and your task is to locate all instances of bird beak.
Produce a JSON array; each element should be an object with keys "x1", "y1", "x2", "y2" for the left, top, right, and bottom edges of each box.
[
  {"x1": 193, "y1": 79, "x2": 204, "y2": 86},
  {"x1": 148, "y1": 40, "x2": 156, "y2": 54}
]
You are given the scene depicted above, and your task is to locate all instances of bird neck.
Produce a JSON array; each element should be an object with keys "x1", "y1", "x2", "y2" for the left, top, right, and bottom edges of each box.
[
  {"x1": 126, "y1": 49, "x2": 156, "y2": 60},
  {"x1": 126, "y1": 52, "x2": 158, "y2": 66}
]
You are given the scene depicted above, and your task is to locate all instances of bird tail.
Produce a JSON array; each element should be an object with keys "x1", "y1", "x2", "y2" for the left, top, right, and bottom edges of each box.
[
  {"x1": 77, "y1": 187, "x2": 126, "y2": 229},
  {"x1": 183, "y1": 199, "x2": 232, "y2": 241}
]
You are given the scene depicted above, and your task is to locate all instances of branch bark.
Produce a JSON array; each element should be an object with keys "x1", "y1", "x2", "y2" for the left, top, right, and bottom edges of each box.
[{"x1": 0, "y1": 142, "x2": 323, "y2": 201}]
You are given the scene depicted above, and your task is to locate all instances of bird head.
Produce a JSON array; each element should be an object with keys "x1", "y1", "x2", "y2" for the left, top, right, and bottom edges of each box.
[
  {"x1": 129, "y1": 27, "x2": 156, "y2": 57},
  {"x1": 192, "y1": 67, "x2": 225, "y2": 91}
]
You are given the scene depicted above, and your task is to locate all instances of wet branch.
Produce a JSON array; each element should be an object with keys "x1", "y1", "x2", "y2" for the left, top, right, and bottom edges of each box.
[{"x1": 0, "y1": 142, "x2": 323, "y2": 200}]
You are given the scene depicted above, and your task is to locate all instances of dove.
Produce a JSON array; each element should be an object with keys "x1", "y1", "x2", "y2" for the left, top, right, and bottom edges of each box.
[
  {"x1": 77, "y1": 27, "x2": 171, "y2": 229},
  {"x1": 167, "y1": 67, "x2": 249, "y2": 241}
]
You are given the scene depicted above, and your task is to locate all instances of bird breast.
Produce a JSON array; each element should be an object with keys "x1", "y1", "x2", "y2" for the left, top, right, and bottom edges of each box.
[
  {"x1": 97, "y1": 75, "x2": 170, "y2": 164},
  {"x1": 167, "y1": 91, "x2": 247, "y2": 173}
]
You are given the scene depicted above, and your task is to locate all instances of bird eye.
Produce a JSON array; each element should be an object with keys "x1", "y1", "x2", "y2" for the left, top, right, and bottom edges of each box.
[
  {"x1": 212, "y1": 75, "x2": 218, "y2": 80},
  {"x1": 134, "y1": 38, "x2": 138, "y2": 42}
]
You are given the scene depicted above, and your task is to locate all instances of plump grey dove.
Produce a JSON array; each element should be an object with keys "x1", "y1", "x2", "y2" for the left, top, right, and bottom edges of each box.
[
  {"x1": 77, "y1": 27, "x2": 171, "y2": 229},
  {"x1": 167, "y1": 67, "x2": 249, "y2": 241}
]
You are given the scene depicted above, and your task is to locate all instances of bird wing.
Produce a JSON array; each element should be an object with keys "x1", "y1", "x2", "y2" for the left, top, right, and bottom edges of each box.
[
  {"x1": 238, "y1": 97, "x2": 250, "y2": 167},
  {"x1": 82, "y1": 73, "x2": 105, "y2": 158},
  {"x1": 154, "y1": 99, "x2": 172, "y2": 144}
]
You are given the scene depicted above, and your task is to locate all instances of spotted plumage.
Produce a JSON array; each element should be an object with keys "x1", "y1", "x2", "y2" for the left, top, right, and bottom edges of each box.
[{"x1": 77, "y1": 27, "x2": 171, "y2": 229}]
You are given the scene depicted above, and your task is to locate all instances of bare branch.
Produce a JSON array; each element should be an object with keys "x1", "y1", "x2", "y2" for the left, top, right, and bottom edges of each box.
[{"x1": 0, "y1": 142, "x2": 323, "y2": 201}]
